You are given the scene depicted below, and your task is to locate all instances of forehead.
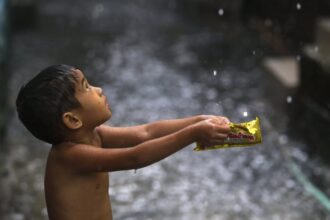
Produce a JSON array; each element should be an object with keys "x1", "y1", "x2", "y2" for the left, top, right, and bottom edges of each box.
[
  {"x1": 72, "y1": 69, "x2": 85, "y2": 80},
  {"x1": 71, "y1": 69, "x2": 87, "y2": 93}
]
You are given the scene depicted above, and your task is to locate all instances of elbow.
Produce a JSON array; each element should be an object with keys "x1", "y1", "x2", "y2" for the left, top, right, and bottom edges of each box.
[
  {"x1": 133, "y1": 144, "x2": 165, "y2": 169},
  {"x1": 143, "y1": 125, "x2": 153, "y2": 141},
  {"x1": 133, "y1": 154, "x2": 152, "y2": 169},
  {"x1": 123, "y1": 149, "x2": 152, "y2": 170}
]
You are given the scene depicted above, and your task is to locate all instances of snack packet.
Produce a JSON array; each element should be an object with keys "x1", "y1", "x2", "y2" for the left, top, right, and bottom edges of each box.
[{"x1": 194, "y1": 117, "x2": 262, "y2": 151}]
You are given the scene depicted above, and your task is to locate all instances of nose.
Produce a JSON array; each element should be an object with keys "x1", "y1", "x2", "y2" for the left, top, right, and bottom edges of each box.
[{"x1": 95, "y1": 86, "x2": 103, "y2": 95}]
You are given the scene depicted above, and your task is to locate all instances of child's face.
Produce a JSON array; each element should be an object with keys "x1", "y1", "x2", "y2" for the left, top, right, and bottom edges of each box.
[{"x1": 72, "y1": 69, "x2": 112, "y2": 128}]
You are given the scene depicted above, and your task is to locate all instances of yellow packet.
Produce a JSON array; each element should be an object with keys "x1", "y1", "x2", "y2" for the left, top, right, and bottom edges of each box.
[{"x1": 194, "y1": 117, "x2": 262, "y2": 151}]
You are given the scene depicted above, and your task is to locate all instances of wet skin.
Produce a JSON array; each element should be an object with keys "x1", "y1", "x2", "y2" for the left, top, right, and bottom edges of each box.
[
  {"x1": 45, "y1": 69, "x2": 113, "y2": 220},
  {"x1": 44, "y1": 69, "x2": 230, "y2": 220}
]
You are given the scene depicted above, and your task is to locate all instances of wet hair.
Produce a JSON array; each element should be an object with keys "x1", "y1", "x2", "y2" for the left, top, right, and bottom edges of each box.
[{"x1": 16, "y1": 64, "x2": 82, "y2": 145}]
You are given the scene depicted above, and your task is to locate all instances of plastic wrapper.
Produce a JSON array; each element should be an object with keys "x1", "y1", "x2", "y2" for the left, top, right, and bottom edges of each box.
[{"x1": 194, "y1": 117, "x2": 262, "y2": 151}]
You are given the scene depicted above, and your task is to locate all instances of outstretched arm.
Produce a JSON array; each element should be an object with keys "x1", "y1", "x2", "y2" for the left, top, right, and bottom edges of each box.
[
  {"x1": 144, "y1": 115, "x2": 204, "y2": 138},
  {"x1": 58, "y1": 118, "x2": 230, "y2": 173},
  {"x1": 97, "y1": 115, "x2": 229, "y2": 148}
]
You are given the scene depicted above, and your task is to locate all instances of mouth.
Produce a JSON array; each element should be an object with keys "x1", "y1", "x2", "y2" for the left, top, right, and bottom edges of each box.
[{"x1": 104, "y1": 96, "x2": 110, "y2": 109}]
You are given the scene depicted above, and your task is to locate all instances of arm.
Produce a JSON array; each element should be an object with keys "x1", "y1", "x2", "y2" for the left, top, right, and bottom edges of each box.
[
  {"x1": 60, "y1": 125, "x2": 197, "y2": 173},
  {"x1": 144, "y1": 115, "x2": 204, "y2": 139},
  {"x1": 144, "y1": 115, "x2": 230, "y2": 139},
  {"x1": 59, "y1": 118, "x2": 230, "y2": 173},
  {"x1": 97, "y1": 115, "x2": 228, "y2": 148}
]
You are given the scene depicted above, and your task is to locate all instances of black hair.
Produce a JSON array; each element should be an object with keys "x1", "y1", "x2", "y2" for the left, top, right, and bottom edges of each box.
[{"x1": 16, "y1": 64, "x2": 81, "y2": 145}]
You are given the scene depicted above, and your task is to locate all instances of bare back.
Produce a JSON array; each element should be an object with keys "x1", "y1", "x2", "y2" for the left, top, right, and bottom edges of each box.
[{"x1": 45, "y1": 145, "x2": 112, "y2": 220}]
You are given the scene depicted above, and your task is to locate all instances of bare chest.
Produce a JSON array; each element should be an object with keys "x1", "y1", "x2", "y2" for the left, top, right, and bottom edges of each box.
[{"x1": 45, "y1": 165, "x2": 112, "y2": 219}]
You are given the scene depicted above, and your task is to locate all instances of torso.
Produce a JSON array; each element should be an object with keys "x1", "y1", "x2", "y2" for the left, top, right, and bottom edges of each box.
[{"x1": 45, "y1": 143, "x2": 112, "y2": 220}]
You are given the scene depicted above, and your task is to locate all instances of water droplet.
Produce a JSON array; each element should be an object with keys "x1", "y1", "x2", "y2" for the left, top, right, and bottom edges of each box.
[
  {"x1": 252, "y1": 50, "x2": 256, "y2": 55},
  {"x1": 296, "y1": 3, "x2": 302, "y2": 10},
  {"x1": 243, "y1": 111, "x2": 248, "y2": 117},
  {"x1": 279, "y1": 135, "x2": 288, "y2": 145},
  {"x1": 213, "y1": 70, "x2": 217, "y2": 76},
  {"x1": 314, "y1": 46, "x2": 319, "y2": 52},
  {"x1": 286, "y1": 96, "x2": 293, "y2": 103},
  {"x1": 218, "y1": 8, "x2": 224, "y2": 16},
  {"x1": 296, "y1": 55, "x2": 301, "y2": 61}
]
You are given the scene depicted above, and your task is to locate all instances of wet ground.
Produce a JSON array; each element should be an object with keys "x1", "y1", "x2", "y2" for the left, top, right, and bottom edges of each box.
[{"x1": 1, "y1": 0, "x2": 330, "y2": 219}]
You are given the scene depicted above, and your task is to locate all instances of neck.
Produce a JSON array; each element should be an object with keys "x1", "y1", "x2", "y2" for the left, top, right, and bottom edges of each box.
[{"x1": 66, "y1": 127, "x2": 99, "y2": 145}]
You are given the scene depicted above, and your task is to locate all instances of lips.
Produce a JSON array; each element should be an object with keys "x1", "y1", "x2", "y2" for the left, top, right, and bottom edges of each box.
[{"x1": 104, "y1": 96, "x2": 110, "y2": 109}]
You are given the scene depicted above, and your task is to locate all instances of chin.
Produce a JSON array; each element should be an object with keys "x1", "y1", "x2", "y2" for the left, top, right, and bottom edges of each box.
[{"x1": 106, "y1": 112, "x2": 112, "y2": 120}]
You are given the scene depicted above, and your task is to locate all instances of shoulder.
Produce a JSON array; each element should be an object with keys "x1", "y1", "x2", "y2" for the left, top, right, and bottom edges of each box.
[
  {"x1": 49, "y1": 141, "x2": 107, "y2": 173},
  {"x1": 46, "y1": 143, "x2": 78, "y2": 175},
  {"x1": 95, "y1": 124, "x2": 110, "y2": 147},
  {"x1": 52, "y1": 141, "x2": 77, "y2": 152},
  {"x1": 48, "y1": 142, "x2": 78, "y2": 162}
]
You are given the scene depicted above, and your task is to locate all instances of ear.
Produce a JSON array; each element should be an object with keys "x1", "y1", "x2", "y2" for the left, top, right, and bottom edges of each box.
[{"x1": 62, "y1": 112, "x2": 83, "y2": 130}]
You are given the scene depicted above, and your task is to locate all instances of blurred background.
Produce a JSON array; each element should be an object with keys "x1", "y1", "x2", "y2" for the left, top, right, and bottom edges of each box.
[{"x1": 1, "y1": 0, "x2": 330, "y2": 219}]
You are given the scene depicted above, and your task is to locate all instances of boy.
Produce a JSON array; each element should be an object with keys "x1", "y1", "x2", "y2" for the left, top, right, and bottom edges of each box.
[{"x1": 16, "y1": 64, "x2": 230, "y2": 220}]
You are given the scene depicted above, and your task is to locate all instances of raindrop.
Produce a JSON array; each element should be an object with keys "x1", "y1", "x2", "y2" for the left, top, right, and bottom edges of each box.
[
  {"x1": 218, "y1": 8, "x2": 224, "y2": 16},
  {"x1": 286, "y1": 96, "x2": 293, "y2": 103},
  {"x1": 296, "y1": 3, "x2": 302, "y2": 10},
  {"x1": 243, "y1": 111, "x2": 248, "y2": 117},
  {"x1": 314, "y1": 46, "x2": 319, "y2": 52},
  {"x1": 279, "y1": 135, "x2": 288, "y2": 145},
  {"x1": 252, "y1": 50, "x2": 256, "y2": 55},
  {"x1": 213, "y1": 70, "x2": 217, "y2": 76},
  {"x1": 296, "y1": 55, "x2": 301, "y2": 61}
]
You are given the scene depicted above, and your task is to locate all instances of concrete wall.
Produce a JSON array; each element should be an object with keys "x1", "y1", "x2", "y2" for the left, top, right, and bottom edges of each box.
[
  {"x1": 10, "y1": 0, "x2": 38, "y2": 29},
  {"x1": 242, "y1": 0, "x2": 330, "y2": 47},
  {"x1": 175, "y1": 0, "x2": 243, "y2": 21}
]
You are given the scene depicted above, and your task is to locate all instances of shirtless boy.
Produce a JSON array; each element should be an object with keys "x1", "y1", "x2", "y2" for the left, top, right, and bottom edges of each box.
[{"x1": 16, "y1": 64, "x2": 230, "y2": 220}]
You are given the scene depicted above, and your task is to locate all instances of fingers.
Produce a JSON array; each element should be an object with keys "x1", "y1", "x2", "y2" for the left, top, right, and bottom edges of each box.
[
  {"x1": 213, "y1": 133, "x2": 228, "y2": 139},
  {"x1": 200, "y1": 138, "x2": 226, "y2": 148},
  {"x1": 201, "y1": 115, "x2": 231, "y2": 125},
  {"x1": 215, "y1": 116, "x2": 230, "y2": 125},
  {"x1": 206, "y1": 132, "x2": 229, "y2": 144},
  {"x1": 220, "y1": 116, "x2": 230, "y2": 124},
  {"x1": 209, "y1": 116, "x2": 230, "y2": 126},
  {"x1": 197, "y1": 116, "x2": 231, "y2": 144},
  {"x1": 207, "y1": 118, "x2": 231, "y2": 134},
  {"x1": 213, "y1": 122, "x2": 230, "y2": 133},
  {"x1": 210, "y1": 122, "x2": 230, "y2": 143}
]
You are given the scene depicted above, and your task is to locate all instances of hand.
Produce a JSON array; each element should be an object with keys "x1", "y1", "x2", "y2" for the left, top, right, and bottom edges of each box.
[
  {"x1": 199, "y1": 115, "x2": 230, "y2": 125},
  {"x1": 193, "y1": 116, "x2": 231, "y2": 146}
]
